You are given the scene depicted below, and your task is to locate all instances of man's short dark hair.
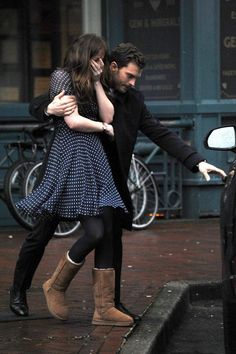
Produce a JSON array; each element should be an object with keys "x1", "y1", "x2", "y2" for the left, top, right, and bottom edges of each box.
[{"x1": 109, "y1": 43, "x2": 145, "y2": 69}]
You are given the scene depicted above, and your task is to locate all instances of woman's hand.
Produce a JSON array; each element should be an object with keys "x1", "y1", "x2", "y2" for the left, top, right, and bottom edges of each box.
[
  {"x1": 90, "y1": 58, "x2": 104, "y2": 82},
  {"x1": 103, "y1": 123, "x2": 114, "y2": 138}
]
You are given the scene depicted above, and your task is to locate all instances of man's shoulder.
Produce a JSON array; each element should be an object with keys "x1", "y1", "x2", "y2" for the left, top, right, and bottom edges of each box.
[
  {"x1": 127, "y1": 87, "x2": 144, "y2": 100},
  {"x1": 128, "y1": 87, "x2": 144, "y2": 99}
]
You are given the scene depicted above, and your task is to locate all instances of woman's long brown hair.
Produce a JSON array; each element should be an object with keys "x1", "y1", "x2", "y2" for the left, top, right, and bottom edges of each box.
[{"x1": 63, "y1": 34, "x2": 109, "y2": 104}]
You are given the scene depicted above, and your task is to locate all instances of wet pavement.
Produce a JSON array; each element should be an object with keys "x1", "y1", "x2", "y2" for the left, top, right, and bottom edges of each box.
[
  {"x1": 0, "y1": 218, "x2": 223, "y2": 353},
  {"x1": 164, "y1": 297, "x2": 223, "y2": 354},
  {"x1": 120, "y1": 280, "x2": 223, "y2": 354}
]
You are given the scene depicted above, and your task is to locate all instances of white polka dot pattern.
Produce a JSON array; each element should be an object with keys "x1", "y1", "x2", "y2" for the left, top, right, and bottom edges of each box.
[{"x1": 16, "y1": 70, "x2": 126, "y2": 218}]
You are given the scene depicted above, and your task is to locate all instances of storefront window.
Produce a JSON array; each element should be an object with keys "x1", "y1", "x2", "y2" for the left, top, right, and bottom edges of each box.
[
  {"x1": 123, "y1": 0, "x2": 180, "y2": 100},
  {"x1": 221, "y1": 0, "x2": 236, "y2": 99},
  {"x1": 0, "y1": 0, "x2": 82, "y2": 103}
]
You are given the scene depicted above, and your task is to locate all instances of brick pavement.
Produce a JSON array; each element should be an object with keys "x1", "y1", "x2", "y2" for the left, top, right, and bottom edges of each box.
[{"x1": 0, "y1": 218, "x2": 221, "y2": 354}]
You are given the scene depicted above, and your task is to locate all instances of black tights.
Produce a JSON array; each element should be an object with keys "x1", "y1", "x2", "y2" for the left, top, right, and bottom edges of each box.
[{"x1": 68, "y1": 207, "x2": 114, "y2": 268}]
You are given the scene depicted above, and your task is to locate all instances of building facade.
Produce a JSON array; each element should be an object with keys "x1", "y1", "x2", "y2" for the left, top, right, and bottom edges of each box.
[{"x1": 0, "y1": 0, "x2": 236, "y2": 226}]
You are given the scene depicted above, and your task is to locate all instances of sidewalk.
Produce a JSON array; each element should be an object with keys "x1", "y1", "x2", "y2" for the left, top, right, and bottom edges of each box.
[{"x1": 0, "y1": 218, "x2": 222, "y2": 353}]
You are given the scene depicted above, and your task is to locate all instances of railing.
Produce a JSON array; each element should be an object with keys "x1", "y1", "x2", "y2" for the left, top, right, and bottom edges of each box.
[
  {"x1": 0, "y1": 122, "x2": 51, "y2": 196},
  {"x1": 0, "y1": 117, "x2": 193, "y2": 224},
  {"x1": 134, "y1": 117, "x2": 194, "y2": 218}
]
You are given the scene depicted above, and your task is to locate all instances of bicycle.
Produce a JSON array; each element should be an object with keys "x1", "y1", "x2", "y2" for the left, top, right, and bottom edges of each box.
[
  {"x1": 5, "y1": 126, "x2": 181, "y2": 232},
  {"x1": 128, "y1": 154, "x2": 158, "y2": 229},
  {"x1": 23, "y1": 160, "x2": 80, "y2": 237},
  {"x1": 20, "y1": 144, "x2": 159, "y2": 232},
  {"x1": 129, "y1": 134, "x2": 183, "y2": 229},
  {"x1": 23, "y1": 151, "x2": 158, "y2": 232},
  {"x1": 6, "y1": 142, "x2": 181, "y2": 232},
  {"x1": 1, "y1": 122, "x2": 80, "y2": 237}
]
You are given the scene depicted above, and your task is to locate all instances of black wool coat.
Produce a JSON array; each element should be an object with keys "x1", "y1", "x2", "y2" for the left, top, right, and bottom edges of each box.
[{"x1": 29, "y1": 89, "x2": 204, "y2": 230}]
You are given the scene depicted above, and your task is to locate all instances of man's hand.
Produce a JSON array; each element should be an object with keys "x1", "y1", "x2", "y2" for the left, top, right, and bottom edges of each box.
[
  {"x1": 46, "y1": 91, "x2": 77, "y2": 117},
  {"x1": 198, "y1": 161, "x2": 227, "y2": 181}
]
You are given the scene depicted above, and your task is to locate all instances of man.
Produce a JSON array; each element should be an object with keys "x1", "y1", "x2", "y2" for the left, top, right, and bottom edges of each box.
[{"x1": 10, "y1": 42, "x2": 226, "y2": 320}]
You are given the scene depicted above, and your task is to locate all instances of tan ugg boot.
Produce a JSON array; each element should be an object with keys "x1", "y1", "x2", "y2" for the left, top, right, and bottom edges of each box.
[
  {"x1": 92, "y1": 268, "x2": 134, "y2": 326},
  {"x1": 43, "y1": 252, "x2": 84, "y2": 321}
]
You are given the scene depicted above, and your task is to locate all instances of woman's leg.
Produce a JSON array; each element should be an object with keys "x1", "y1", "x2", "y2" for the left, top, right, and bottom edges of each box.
[
  {"x1": 43, "y1": 215, "x2": 104, "y2": 320},
  {"x1": 94, "y1": 207, "x2": 114, "y2": 268},
  {"x1": 68, "y1": 215, "x2": 104, "y2": 263},
  {"x1": 92, "y1": 207, "x2": 133, "y2": 326}
]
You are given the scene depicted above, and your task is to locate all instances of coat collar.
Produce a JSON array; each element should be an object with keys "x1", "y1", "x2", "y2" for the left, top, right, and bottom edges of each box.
[{"x1": 112, "y1": 87, "x2": 135, "y2": 104}]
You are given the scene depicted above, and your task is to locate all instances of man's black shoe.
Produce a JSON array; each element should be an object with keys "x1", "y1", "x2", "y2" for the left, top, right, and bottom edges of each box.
[
  {"x1": 116, "y1": 302, "x2": 141, "y2": 322},
  {"x1": 9, "y1": 287, "x2": 29, "y2": 317}
]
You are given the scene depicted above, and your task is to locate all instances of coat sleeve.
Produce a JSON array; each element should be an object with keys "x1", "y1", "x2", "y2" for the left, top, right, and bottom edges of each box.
[
  {"x1": 138, "y1": 95, "x2": 205, "y2": 172},
  {"x1": 28, "y1": 93, "x2": 51, "y2": 122}
]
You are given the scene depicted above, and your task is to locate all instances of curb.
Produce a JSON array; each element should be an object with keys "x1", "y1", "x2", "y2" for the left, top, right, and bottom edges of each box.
[{"x1": 119, "y1": 280, "x2": 222, "y2": 354}]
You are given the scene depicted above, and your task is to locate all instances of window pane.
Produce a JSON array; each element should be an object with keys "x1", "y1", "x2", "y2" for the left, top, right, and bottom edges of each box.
[
  {"x1": 0, "y1": 0, "x2": 82, "y2": 103},
  {"x1": 221, "y1": 0, "x2": 236, "y2": 99},
  {"x1": 123, "y1": 0, "x2": 180, "y2": 101}
]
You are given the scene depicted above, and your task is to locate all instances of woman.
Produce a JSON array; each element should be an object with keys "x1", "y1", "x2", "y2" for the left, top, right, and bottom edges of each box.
[{"x1": 16, "y1": 34, "x2": 133, "y2": 326}]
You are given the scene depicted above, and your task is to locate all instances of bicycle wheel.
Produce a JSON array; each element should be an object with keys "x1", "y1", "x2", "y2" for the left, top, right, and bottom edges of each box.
[
  {"x1": 24, "y1": 161, "x2": 80, "y2": 237},
  {"x1": 4, "y1": 160, "x2": 35, "y2": 229},
  {"x1": 128, "y1": 155, "x2": 158, "y2": 230}
]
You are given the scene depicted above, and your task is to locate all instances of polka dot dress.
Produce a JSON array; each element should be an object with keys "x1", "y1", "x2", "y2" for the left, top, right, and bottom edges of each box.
[{"x1": 16, "y1": 69, "x2": 126, "y2": 219}]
